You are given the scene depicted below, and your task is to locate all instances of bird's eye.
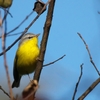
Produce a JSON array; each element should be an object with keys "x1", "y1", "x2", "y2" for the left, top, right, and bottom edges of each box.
[{"x1": 28, "y1": 36, "x2": 32, "y2": 39}]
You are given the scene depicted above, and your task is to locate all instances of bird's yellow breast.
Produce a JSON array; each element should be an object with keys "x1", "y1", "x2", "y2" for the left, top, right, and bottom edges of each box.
[{"x1": 15, "y1": 37, "x2": 39, "y2": 75}]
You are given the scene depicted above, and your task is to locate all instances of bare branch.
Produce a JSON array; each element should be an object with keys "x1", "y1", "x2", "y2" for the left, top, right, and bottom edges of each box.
[
  {"x1": 23, "y1": 0, "x2": 55, "y2": 98},
  {"x1": 43, "y1": 55, "x2": 66, "y2": 67},
  {"x1": 0, "y1": 10, "x2": 33, "y2": 38},
  {"x1": 0, "y1": 8, "x2": 13, "y2": 18},
  {"x1": 2, "y1": 8, "x2": 12, "y2": 25},
  {"x1": 78, "y1": 78, "x2": 100, "y2": 100},
  {"x1": 7, "y1": 31, "x2": 23, "y2": 37},
  {"x1": 33, "y1": 0, "x2": 54, "y2": 81},
  {"x1": 0, "y1": 31, "x2": 23, "y2": 38},
  {"x1": 72, "y1": 63, "x2": 83, "y2": 100},
  {"x1": 6, "y1": 11, "x2": 33, "y2": 35},
  {"x1": 0, "y1": 85, "x2": 10, "y2": 98},
  {"x1": 0, "y1": 85, "x2": 16, "y2": 100},
  {"x1": 77, "y1": 32, "x2": 100, "y2": 76},
  {"x1": 32, "y1": 0, "x2": 55, "y2": 97},
  {"x1": 1, "y1": 21, "x2": 14, "y2": 100},
  {"x1": 22, "y1": 1, "x2": 54, "y2": 99}
]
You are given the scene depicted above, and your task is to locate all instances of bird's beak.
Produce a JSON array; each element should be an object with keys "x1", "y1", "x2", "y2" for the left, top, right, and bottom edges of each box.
[{"x1": 35, "y1": 33, "x2": 40, "y2": 37}]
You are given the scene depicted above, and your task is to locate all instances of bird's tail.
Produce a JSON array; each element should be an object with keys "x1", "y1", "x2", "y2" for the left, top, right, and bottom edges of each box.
[{"x1": 12, "y1": 76, "x2": 21, "y2": 88}]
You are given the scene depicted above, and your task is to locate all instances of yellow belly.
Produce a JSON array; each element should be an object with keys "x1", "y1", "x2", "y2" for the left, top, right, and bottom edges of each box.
[{"x1": 15, "y1": 38, "x2": 39, "y2": 75}]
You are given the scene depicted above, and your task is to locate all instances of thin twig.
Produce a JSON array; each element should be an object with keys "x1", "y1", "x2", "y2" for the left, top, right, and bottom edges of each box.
[
  {"x1": 0, "y1": 31, "x2": 23, "y2": 38},
  {"x1": 1, "y1": 22, "x2": 14, "y2": 100},
  {"x1": 7, "y1": 31, "x2": 23, "y2": 37},
  {"x1": 4, "y1": 11, "x2": 7, "y2": 34},
  {"x1": 72, "y1": 63, "x2": 83, "y2": 100},
  {"x1": 0, "y1": 11, "x2": 33, "y2": 38},
  {"x1": 0, "y1": 7, "x2": 13, "y2": 18},
  {"x1": 0, "y1": 85, "x2": 10, "y2": 98},
  {"x1": 77, "y1": 32, "x2": 100, "y2": 76},
  {"x1": 0, "y1": 85, "x2": 16, "y2": 100},
  {"x1": 0, "y1": 2, "x2": 48, "y2": 56},
  {"x1": 7, "y1": 11, "x2": 33, "y2": 35},
  {"x1": 43, "y1": 55, "x2": 66, "y2": 67},
  {"x1": 78, "y1": 78, "x2": 100, "y2": 100},
  {"x1": 2, "y1": 8, "x2": 11, "y2": 24}
]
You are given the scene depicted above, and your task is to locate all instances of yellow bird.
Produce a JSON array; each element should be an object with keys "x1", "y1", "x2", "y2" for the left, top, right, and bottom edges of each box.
[{"x1": 12, "y1": 33, "x2": 40, "y2": 88}]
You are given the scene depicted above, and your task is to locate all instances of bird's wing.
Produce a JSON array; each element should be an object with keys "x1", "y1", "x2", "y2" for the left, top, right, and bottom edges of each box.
[
  {"x1": 12, "y1": 54, "x2": 21, "y2": 88},
  {"x1": 13, "y1": 54, "x2": 20, "y2": 81}
]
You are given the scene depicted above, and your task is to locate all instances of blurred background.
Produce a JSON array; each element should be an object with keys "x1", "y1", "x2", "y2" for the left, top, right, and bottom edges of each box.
[{"x1": 0, "y1": 0, "x2": 100, "y2": 100}]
